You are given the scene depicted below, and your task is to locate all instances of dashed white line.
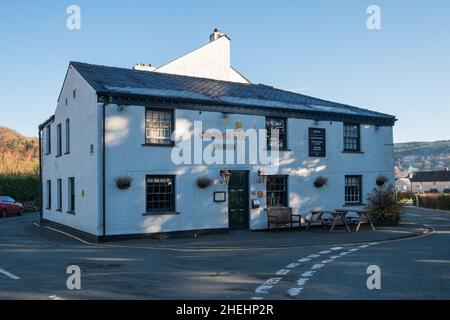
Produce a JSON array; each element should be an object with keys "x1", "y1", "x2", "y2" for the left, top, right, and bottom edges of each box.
[
  {"x1": 348, "y1": 248, "x2": 360, "y2": 252},
  {"x1": 287, "y1": 287, "x2": 303, "y2": 297},
  {"x1": 297, "y1": 278, "x2": 309, "y2": 286},
  {"x1": 0, "y1": 268, "x2": 20, "y2": 280},
  {"x1": 251, "y1": 296, "x2": 264, "y2": 300},
  {"x1": 311, "y1": 263, "x2": 325, "y2": 270},
  {"x1": 330, "y1": 255, "x2": 340, "y2": 260},
  {"x1": 307, "y1": 254, "x2": 321, "y2": 258},
  {"x1": 330, "y1": 246, "x2": 343, "y2": 251},
  {"x1": 264, "y1": 277, "x2": 282, "y2": 285},
  {"x1": 359, "y1": 244, "x2": 369, "y2": 249},
  {"x1": 276, "y1": 269, "x2": 290, "y2": 276},
  {"x1": 255, "y1": 285, "x2": 273, "y2": 294},
  {"x1": 301, "y1": 271, "x2": 316, "y2": 277},
  {"x1": 49, "y1": 295, "x2": 64, "y2": 300},
  {"x1": 298, "y1": 257, "x2": 311, "y2": 262},
  {"x1": 318, "y1": 250, "x2": 332, "y2": 254},
  {"x1": 321, "y1": 259, "x2": 333, "y2": 264},
  {"x1": 286, "y1": 263, "x2": 300, "y2": 269}
]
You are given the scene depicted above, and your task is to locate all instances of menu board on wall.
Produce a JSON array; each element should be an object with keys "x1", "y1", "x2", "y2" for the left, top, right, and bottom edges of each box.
[{"x1": 309, "y1": 128, "x2": 326, "y2": 157}]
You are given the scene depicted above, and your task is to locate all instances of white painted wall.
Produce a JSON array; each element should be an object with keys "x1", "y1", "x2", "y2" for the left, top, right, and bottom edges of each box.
[
  {"x1": 411, "y1": 181, "x2": 450, "y2": 193},
  {"x1": 104, "y1": 104, "x2": 394, "y2": 235},
  {"x1": 155, "y1": 36, "x2": 250, "y2": 84},
  {"x1": 41, "y1": 66, "x2": 102, "y2": 235}
]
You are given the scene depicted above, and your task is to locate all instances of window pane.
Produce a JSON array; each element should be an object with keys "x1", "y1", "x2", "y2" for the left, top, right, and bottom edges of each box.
[
  {"x1": 266, "y1": 117, "x2": 286, "y2": 149},
  {"x1": 343, "y1": 124, "x2": 360, "y2": 151},
  {"x1": 266, "y1": 176, "x2": 288, "y2": 207},
  {"x1": 345, "y1": 176, "x2": 361, "y2": 204}
]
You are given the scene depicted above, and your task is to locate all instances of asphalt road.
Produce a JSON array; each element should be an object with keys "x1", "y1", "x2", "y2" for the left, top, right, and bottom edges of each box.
[{"x1": 0, "y1": 207, "x2": 449, "y2": 300}]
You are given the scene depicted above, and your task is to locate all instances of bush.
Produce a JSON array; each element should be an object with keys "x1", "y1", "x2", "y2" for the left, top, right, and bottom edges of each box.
[
  {"x1": 0, "y1": 174, "x2": 40, "y2": 212},
  {"x1": 367, "y1": 184, "x2": 404, "y2": 224},
  {"x1": 416, "y1": 194, "x2": 450, "y2": 210}
]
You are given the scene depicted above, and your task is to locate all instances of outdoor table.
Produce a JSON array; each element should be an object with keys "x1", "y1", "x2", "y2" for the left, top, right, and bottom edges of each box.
[
  {"x1": 335, "y1": 209, "x2": 376, "y2": 232},
  {"x1": 307, "y1": 210, "x2": 351, "y2": 232}
]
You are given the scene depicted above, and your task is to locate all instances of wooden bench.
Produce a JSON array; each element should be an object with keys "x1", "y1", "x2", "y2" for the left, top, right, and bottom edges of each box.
[{"x1": 267, "y1": 206, "x2": 301, "y2": 232}]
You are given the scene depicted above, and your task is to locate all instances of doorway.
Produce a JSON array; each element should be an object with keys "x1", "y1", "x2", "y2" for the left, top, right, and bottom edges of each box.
[{"x1": 228, "y1": 170, "x2": 249, "y2": 230}]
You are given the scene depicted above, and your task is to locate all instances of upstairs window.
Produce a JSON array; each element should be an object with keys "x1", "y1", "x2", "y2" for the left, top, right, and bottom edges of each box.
[
  {"x1": 343, "y1": 123, "x2": 360, "y2": 152},
  {"x1": 265, "y1": 117, "x2": 287, "y2": 150},
  {"x1": 56, "y1": 124, "x2": 62, "y2": 156},
  {"x1": 145, "y1": 108, "x2": 174, "y2": 146},
  {"x1": 46, "y1": 180, "x2": 52, "y2": 209},
  {"x1": 45, "y1": 125, "x2": 51, "y2": 155},
  {"x1": 266, "y1": 176, "x2": 288, "y2": 207},
  {"x1": 65, "y1": 119, "x2": 70, "y2": 154},
  {"x1": 57, "y1": 179, "x2": 62, "y2": 211},
  {"x1": 345, "y1": 175, "x2": 362, "y2": 204}
]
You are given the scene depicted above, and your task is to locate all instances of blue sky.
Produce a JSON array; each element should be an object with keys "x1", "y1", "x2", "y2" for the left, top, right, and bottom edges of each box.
[{"x1": 0, "y1": 0, "x2": 449, "y2": 142}]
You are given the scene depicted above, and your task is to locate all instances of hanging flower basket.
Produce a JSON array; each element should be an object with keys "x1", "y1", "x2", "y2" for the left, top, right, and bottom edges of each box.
[
  {"x1": 314, "y1": 176, "x2": 328, "y2": 188},
  {"x1": 376, "y1": 175, "x2": 388, "y2": 187},
  {"x1": 196, "y1": 176, "x2": 214, "y2": 189},
  {"x1": 116, "y1": 176, "x2": 132, "y2": 190}
]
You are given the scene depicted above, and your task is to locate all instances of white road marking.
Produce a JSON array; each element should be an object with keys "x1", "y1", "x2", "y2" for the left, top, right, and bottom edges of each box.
[
  {"x1": 307, "y1": 254, "x2": 320, "y2": 258},
  {"x1": 287, "y1": 287, "x2": 303, "y2": 297},
  {"x1": 49, "y1": 295, "x2": 64, "y2": 300},
  {"x1": 0, "y1": 268, "x2": 20, "y2": 280},
  {"x1": 301, "y1": 271, "x2": 316, "y2": 277},
  {"x1": 321, "y1": 259, "x2": 333, "y2": 264},
  {"x1": 298, "y1": 257, "x2": 311, "y2": 262},
  {"x1": 430, "y1": 217, "x2": 450, "y2": 221},
  {"x1": 339, "y1": 251, "x2": 350, "y2": 256},
  {"x1": 330, "y1": 255, "x2": 340, "y2": 260},
  {"x1": 369, "y1": 242, "x2": 379, "y2": 246},
  {"x1": 264, "y1": 277, "x2": 282, "y2": 285},
  {"x1": 319, "y1": 250, "x2": 332, "y2": 254},
  {"x1": 251, "y1": 297, "x2": 264, "y2": 300},
  {"x1": 297, "y1": 278, "x2": 309, "y2": 286},
  {"x1": 311, "y1": 263, "x2": 325, "y2": 270},
  {"x1": 286, "y1": 262, "x2": 300, "y2": 268},
  {"x1": 255, "y1": 285, "x2": 273, "y2": 294},
  {"x1": 276, "y1": 269, "x2": 290, "y2": 276},
  {"x1": 359, "y1": 244, "x2": 369, "y2": 249},
  {"x1": 348, "y1": 248, "x2": 360, "y2": 252},
  {"x1": 330, "y1": 246, "x2": 343, "y2": 251}
]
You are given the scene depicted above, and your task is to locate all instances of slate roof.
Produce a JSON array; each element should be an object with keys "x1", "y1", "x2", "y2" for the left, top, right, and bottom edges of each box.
[
  {"x1": 69, "y1": 61, "x2": 396, "y2": 125},
  {"x1": 410, "y1": 171, "x2": 450, "y2": 182}
]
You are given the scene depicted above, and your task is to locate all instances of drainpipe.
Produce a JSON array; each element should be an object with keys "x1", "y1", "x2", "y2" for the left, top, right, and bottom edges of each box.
[
  {"x1": 101, "y1": 100, "x2": 107, "y2": 242},
  {"x1": 38, "y1": 128, "x2": 43, "y2": 223}
]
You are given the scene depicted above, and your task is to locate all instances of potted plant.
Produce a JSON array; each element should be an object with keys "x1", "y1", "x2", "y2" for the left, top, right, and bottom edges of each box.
[
  {"x1": 313, "y1": 176, "x2": 328, "y2": 188},
  {"x1": 367, "y1": 184, "x2": 404, "y2": 226},
  {"x1": 376, "y1": 175, "x2": 388, "y2": 187},
  {"x1": 116, "y1": 176, "x2": 132, "y2": 190},
  {"x1": 196, "y1": 176, "x2": 214, "y2": 189}
]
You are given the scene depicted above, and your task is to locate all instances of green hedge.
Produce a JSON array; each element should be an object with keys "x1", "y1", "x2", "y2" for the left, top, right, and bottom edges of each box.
[
  {"x1": 414, "y1": 194, "x2": 450, "y2": 210},
  {"x1": 0, "y1": 174, "x2": 40, "y2": 212}
]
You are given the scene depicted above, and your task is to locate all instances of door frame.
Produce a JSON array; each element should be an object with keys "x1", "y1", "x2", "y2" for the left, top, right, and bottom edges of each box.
[{"x1": 227, "y1": 170, "x2": 250, "y2": 230}]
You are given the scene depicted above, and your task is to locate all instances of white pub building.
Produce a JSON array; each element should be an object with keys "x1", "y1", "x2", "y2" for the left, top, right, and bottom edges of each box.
[{"x1": 39, "y1": 29, "x2": 396, "y2": 241}]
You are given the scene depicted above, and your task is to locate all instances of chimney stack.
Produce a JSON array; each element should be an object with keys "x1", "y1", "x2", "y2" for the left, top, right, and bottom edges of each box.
[
  {"x1": 209, "y1": 28, "x2": 225, "y2": 42},
  {"x1": 133, "y1": 63, "x2": 156, "y2": 72}
]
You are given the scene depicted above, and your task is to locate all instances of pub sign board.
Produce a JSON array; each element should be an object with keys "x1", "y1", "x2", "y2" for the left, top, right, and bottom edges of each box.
[{"x1": 309, "y1": 128, "x2": 326, "y2": 157}]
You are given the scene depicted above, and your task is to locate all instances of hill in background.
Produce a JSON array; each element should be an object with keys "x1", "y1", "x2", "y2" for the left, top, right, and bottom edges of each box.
[
  {"x1": 394, "y1": 140, "x2": 450, "y2": 178},
  {"x1": 0, "y1": 126, "x2": 38, "y2": 175}
]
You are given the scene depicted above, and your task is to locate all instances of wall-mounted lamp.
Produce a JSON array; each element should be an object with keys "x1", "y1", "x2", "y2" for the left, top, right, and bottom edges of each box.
[
  {"x1": 257, "y1": 170, "x2": 268, "y2": 184},
  {"x1": 220, "y1": 169, "x2": 232, "y2": 184}
]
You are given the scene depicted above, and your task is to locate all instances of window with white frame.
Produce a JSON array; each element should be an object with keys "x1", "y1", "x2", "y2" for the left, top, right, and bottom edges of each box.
[
  {"x1": 145, "y1": 108, "x2": 174, "y2": 145},
  {"x1": 343, "y1": 123, "x2": 360, "y2": 152},
  {"x1": 345, "y1": 175, "x2": 362, "y2": 204}
]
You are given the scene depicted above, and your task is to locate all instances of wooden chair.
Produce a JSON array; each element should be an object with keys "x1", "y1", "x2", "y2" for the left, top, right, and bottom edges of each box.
[{"x1": 267, "y1": 207, "x2": 302, "y2": 232}]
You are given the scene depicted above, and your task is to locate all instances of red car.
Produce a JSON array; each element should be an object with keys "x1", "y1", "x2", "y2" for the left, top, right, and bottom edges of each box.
[{"x1": 0, "y1": 196, "x2": 24, "y2": 218}]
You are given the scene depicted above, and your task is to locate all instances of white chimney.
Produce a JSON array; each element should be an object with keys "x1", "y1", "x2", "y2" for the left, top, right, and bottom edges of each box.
[
  {"x1": 209, "y1": 28, "x2": 225, "y2": 42},
  {"x1": 133, "y1": 63, "x2": 156, "y2": 72}
]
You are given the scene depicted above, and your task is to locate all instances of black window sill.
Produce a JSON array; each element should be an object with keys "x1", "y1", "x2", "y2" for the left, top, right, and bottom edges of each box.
[
  {"x1": 45, "y1": 207, "x2": 51, "y2": 210},
  {"x1": 265, "y1": 148, "x2": 292, "y2": 152},
  {"x1": 143, "y1": 211, "x2": 180, "y2": 216},
  {"x1": 45, "y1": 153, "x2": 51, "y2": 156},
  {"x1": 56, "y1": 209, "x2": 62, "y2": 212},
  {"x1": 66, "y1": 210, "x2": 76, "y2": 215},
  {"x1": 142, "y1": 143, "x2": 175, "y2": 148},
  {"x1": 64, "y1": 151, "x2": 70, "y2": 155},
  {"x1": 342, "y1": 150, "x2": 364, "y2": 154},
  {"x1": 56, "y1": 154, "x2": 62, "y2": 158}
]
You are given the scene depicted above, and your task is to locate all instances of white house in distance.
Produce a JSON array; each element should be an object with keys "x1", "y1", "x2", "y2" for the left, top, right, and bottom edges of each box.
[
  {"x1": 410, "y1": 170, "x2": 450, "y2": 193},
  {"x1": 39, "y1": 29, "x2": 396, "y2": 241}
]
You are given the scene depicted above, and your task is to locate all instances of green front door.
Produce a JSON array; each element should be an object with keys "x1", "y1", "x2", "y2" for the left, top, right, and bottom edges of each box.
[{"x1": 228, "y1": 171, "x2": 249, "y2": 230}]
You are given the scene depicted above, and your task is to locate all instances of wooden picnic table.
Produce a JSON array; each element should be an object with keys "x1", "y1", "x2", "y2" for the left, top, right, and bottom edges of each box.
[
  {"x1": 307, "y1": 210, "x2": 352, "y2": 233},
  {"x1": 335, "y1": 209, "x2": 375, "y2": 232}
]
